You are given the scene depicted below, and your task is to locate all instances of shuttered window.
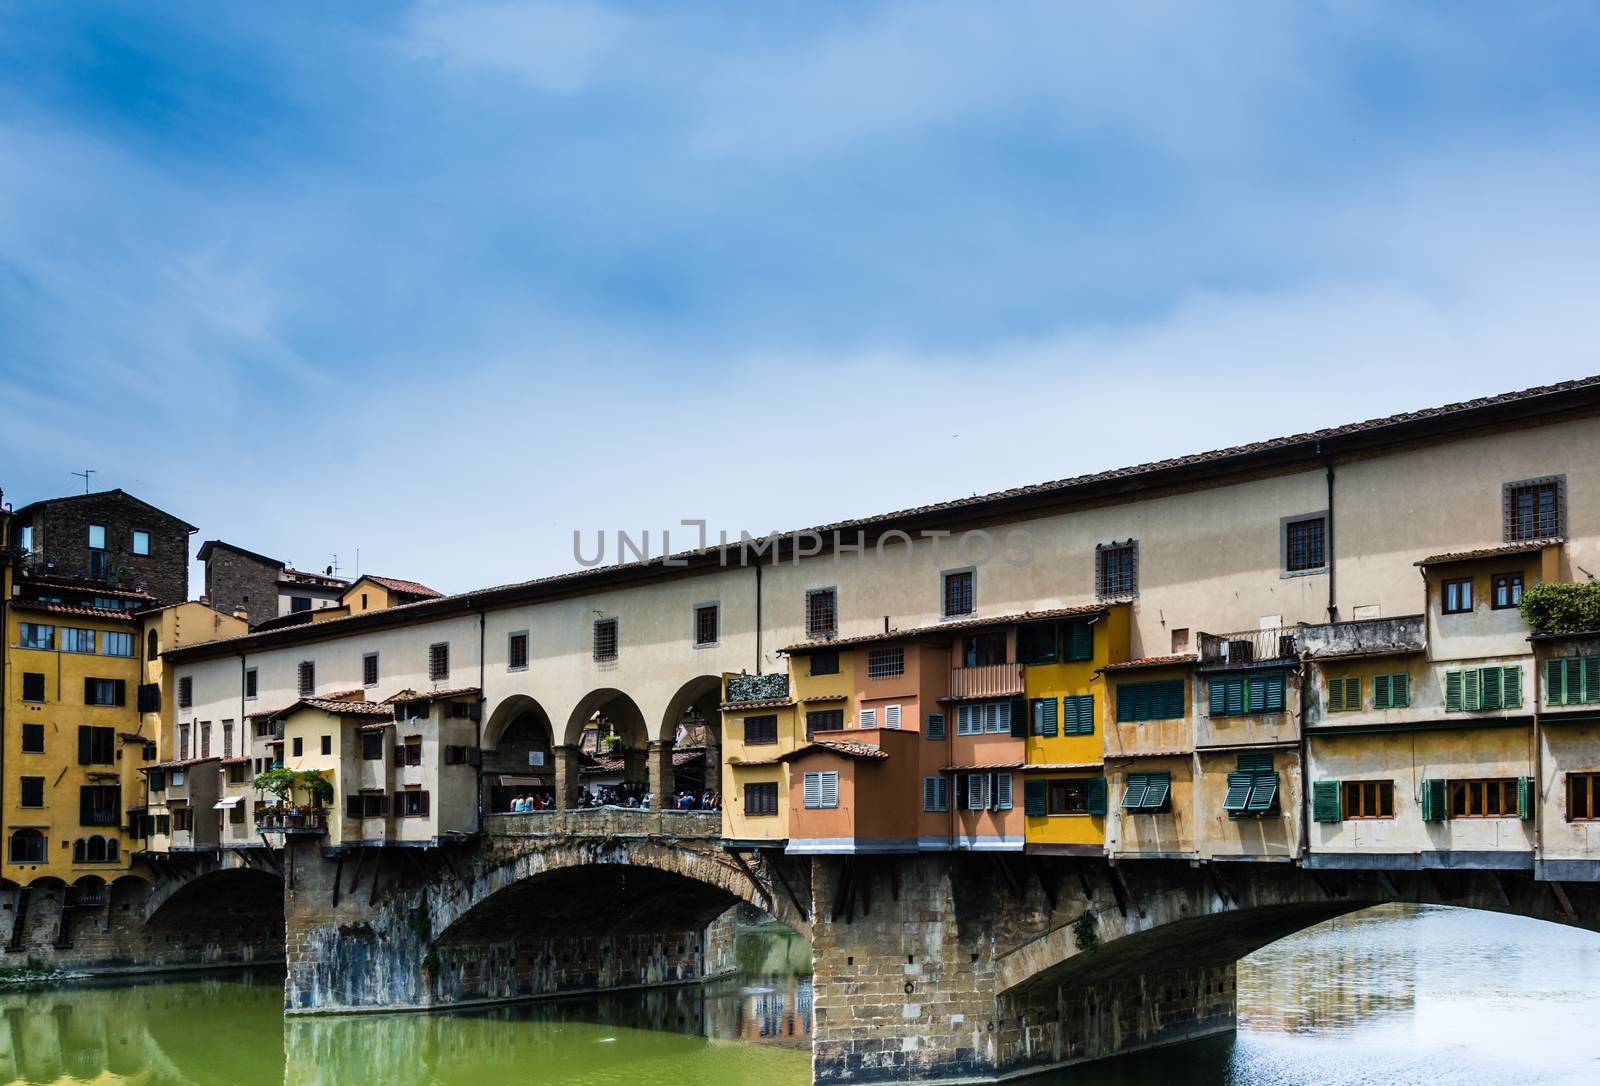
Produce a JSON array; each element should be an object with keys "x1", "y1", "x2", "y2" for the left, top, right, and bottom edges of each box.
[
  {"x1": 1023, "y1": 779, "x2": 1047, "y2": 816},
  {"x1": 743, "y1": 715, "x2": 778, "y2": 745},
  {"x1": 923, "y1": 776, "x2": 948, "y2": 812},
  {"x1": 1121, "y1": 772, "x2": 1172, "y2": 811},
  {"x1": 925, "y1": 713, "x2": 946, "y2": 740},
  {"x1": 858, "y1": 708, "x2": 877, "y2": 729},
  {"x1": 745, "y1": 782, "x2": 779, "y2": 816},
  {"x1": 1209, "y1": 673, "x2": 1284, "y2": 717},
  {"x1": 84, "y1": 678, "x2": 125, "y2": 706},
  {"x1": 989, "y1": 773, "x2": 1011, "y2": 810},
  {"x1": 1419, "y1": 778, "x2": 1448, "y2": 821},
  {"x1": 802, "y1": 771, "x2": 839, "y2": 809},
  {"x1": 1031, "y1": 697, "x2": 1058, "y2": 738},
  {"x1": 1064, "y1": 621, "x2": 1094, "y2": 662},
  {"x1": 1326, "y1": 676, "x2": 1361, "y2": 713},
  {"x1": 806, "y1": 710, "x2": 844, "y2": 737},
  {"x1": 77, "y1": 726, "x2": 115, "y2": 766},
  {"x1": 1372, "y1": 672, "x2": 1410, "y2": 710},
  {"x1": 1446, "y1": 778, "x2": 1529, "y2": 818},
  {"x1": 963, "y1": 773, "x2": 989, "y2": 810},
  {"x1": 21, "y1": 673, "x2": 45, "y2": 702},
  {"x1": 956, "y1": 701, "x2": 1012, "y2": 736},
  {"x1": 1224, "y1": 754, "x2": 1279, "y2": 817},
  {"x1": 1546, "y1": 656, "x2": 1600, "y2": 706},
  {"x1": 883, "y1": 704, "x2": 901, "y2": 729},
  {"x1": 1061, "y1": 694, "x2": 1095, "y2": 735},
  {"x1": 1116, "y1": 680, "x2": 1185, "y2": 722},
  {"x1": 1443, "y1": 666, "x2": 1523, "y2": 711}
]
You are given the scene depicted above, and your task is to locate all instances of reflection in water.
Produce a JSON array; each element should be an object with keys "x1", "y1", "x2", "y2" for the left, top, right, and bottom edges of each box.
[{"x1": 1, "y1": 909, "x2": 1596, "y2": 1085}]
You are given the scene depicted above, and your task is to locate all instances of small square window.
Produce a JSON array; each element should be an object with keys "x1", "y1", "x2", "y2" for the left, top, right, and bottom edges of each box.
[
  {"x1": 810, "y1": 651, "x2": 840, "y2": 677},
  {"x1": 805, "y1": 588, "x2": 837, "y2": 640},
  {"x1": 694, "y1": 603, "x2": 719, "y2": 648},
  {"x1": 593, "y1": 618, "x2": 619, "y2": 662},
  {"x1": 21, "y1": 724, "x2": 45, "y2": 753},
  {"x1": 1442, "y1": 578, "x2": 1473, "y2": 615},
  {"x1": 1492, "y1": 573, "x2": 1524, "y2": 610},
  {"x1": 292, "y1": 737, "x2": 303, "y2": 757},
  {"x1": 21, "y1": 672, "x2": 45, "y2": 702},
  {"x1": 131, "y1": 530, "x2": 150, "y2": 556},
  {"x1": 1284, "y1": 516, "x2": 1327, "y2": 573},
  {"x1": 942, "y1": 569, "x2": 975, "y2": 618},
  {"x1": 508, "y1": 631, "x2": 529, "y2": 671},
  {"x1": 1096, "y1": 540, "x2": 1138, "y2": 599},
  {"x1": 320, "y1": 735, "x2": 332, "y2": 756}
]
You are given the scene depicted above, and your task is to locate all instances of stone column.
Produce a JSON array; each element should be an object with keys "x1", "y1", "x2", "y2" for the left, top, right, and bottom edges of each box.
[
  {"x1": 553, "y1": 745, "x2": 582, "y2": 811},
  {"x1": 646, "y1": 739, "x2": 674, "y2": 806}
]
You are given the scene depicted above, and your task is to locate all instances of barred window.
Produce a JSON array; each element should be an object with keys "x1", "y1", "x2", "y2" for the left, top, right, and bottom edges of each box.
[
  {"x1": 508, "y1": 631, "x2": 529, "y2": 671},
  {"x1": 363, "y1": 653, "x2": 380, "y2": 687},
  {"x1": 428, "y1": 642, "x2": 450, "y2": 682},
  {"x1": 942, "y1": 569, "x2": 974, "y2": 617},
  {"x1": 805, "y1": 588, "x2": 837, "y2": 640},
  {"x1": 593, "y1": 618, "x2": 619, "y2": 662},
  {"x1": 1285, "y1": 516, "x2": 1326, "y2": 572},
  {"x1": 298, "y1": 660, "x2": 315, "y2": 697},
  {"x1": 1504, "y1": 477, "x2": 1564, "y2": 541},
  {"x1": 1096, "y1": 540, "x2": 1138, "y2": 598},
  {"x1": 867, "y1": 648, "x2": 904, "y2": 679}
]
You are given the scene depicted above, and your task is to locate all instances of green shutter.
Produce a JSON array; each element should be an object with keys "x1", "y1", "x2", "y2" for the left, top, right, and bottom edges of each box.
[
  {"x1": 1116, "y1": 686, "x2": 1136, "y2": 723},
  {"x1": 1085, "y1": 777, "x2": 1107, "y2": 815},
  {"x1": 1420, "y1": 778, "x2": 1448, "y2": 822},
  {"x1": 1501, "y1": 666, "x2": 1522, "y2": 709},
  {"x1": 1222, "y1": 772, "x2": 1254, "y2": 813},
  {"x1": 1328, "y1": 675, "x2": 1360, "y2": 712},
  {"x1": 1478, "y1": 667, "x2": 1503, "y2": 710},
  {"x1": 1548, "y1": 658, "x2": 1569, "y2": 706},
  {"x1": 1237, "y1": 752, "x2": 1274, "y2": 773},
  {"x1": 1208, "y1": 679, "x2": 1227, "y2": 716},
  {"x1": 1391, "y1": 673, "x2": 1410, "y2": 708},
  {"x1": 1033, "y1": 697, "x2": 1058, "y2": 738},
  {"x1": 1584, "y1": 657, "x2": 1600, "y2": 705},
  {"x1": 1372, "y1": 673, "x2": 1391, "y2": 710},
  {"x1": 1066, "y1": 621, "x2": 1093, "y2": 662},
  {"x1": 1327, "y1": 677, "x2": 1346, "y2": 712},
  {"x1": 1063, "y1": 694, "x2": 1095, "y2": 735},
  {"x1": 1517, "y1": 776, "x2": 1535, "y2": 820},
  {"x1": 1009, "y1": 698, "x2": 1028, "y2": 738},
  {"x1": 1162, "y1": 679, "x2": 1185, "y2": 718},
  {"x1": 1444, "y1": 670, "x2": 1463, "y2": 712},
  {"x1": 1265, "y1": 672, "x2": 1285, "y2": 711},
  {"x1": 1312, "y1": 780, "x2": 1342, "y2": 822},
  {"x1": 1246, "y1": 773, "x2": 1280, "y2": 813},
  {"x1": 1121, "y1": 773, "x2": 1149, "y2": 810},
  {"x1": 1142, "y1": 772, "x2": 1171, "y2": 810},
  {"x1": 1023, "y1": 779, "x2": 1047, "y2": 816},
  {"x1": 1463, "y1": 668, "x2": 1481, "y2": 711}
]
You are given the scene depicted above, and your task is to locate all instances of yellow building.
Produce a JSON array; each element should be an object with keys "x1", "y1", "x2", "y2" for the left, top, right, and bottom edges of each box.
[
  {"x1": 721, "y1": 672, "x2": 801, "y2": 845},
  {"x1": 1020, "y1": 604, "x2": 1129, "y2": 854}
]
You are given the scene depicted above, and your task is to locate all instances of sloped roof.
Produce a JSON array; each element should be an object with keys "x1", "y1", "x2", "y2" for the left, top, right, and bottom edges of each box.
[
  {"x1": 197, "y1": 540, "x2": 282, "y2": 567},
  {"x1": 9, "y1": 600, "x2": 136, "y2": 622},
  {"x1": 383, "y1": 686, "x2": 481, "y2": 703},
  {"x1": 269, "y1": 698, "x2": 394, "y2": 719},
  {"x1": 358, "y1": 575, "x2": 442, "y2": 598},
  {"x1": 1414, "y1": 539, "x2": 1558, "y2": 567},
  {"x1": 776, "y1": 739, "x2": 889, "y2": 762},
  {"x1": 782, "y1": 604, "x2": 1107, "y2": 655},
  {"x1": 11, "y1": 489, "x2": 197, "y2": 531},
  {"x1": 1099, "y1": 654, "x2": 1198, "y2": 673}
]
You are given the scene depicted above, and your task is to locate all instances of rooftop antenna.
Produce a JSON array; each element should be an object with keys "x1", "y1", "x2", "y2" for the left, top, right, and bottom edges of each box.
[
  {"x1": 329, "y1": 553, "x2": 341, "y2": 579},
  {"x1": 71, "y1": 469, "x2": 95, "y2": 494}
]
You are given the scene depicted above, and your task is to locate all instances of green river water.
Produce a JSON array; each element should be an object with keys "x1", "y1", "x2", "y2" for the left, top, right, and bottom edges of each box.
[{"x1": 0, "y1": 905, "x2": 1596, "y2": 1085}]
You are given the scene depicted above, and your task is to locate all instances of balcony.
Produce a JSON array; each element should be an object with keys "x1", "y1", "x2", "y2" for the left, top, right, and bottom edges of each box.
[
  {"x1": 948, "y1": 663, "x2": 1025, "y2": 701},
  {"x1": 258, "y1": 808, "x2": 328, "y2": 835},
  {"x1": 1298, "y1": 615, "x2": 1425, "y2": 659},
  {"x1": 726, "y1": 672, "x2": 790, "y2": 704},
  {"x1": 1198, "y1": 627, "x2": 1298, "y2": 670}
]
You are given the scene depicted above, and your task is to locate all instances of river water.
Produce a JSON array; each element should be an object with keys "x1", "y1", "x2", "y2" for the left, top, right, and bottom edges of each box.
[{"x1": 0, "y1": 905, "x2": 1595, "y2": 1085}]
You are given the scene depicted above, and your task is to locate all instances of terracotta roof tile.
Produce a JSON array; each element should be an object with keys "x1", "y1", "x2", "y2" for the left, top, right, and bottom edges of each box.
[
  {"x1": 1100, "y1": 654, "x2": 1198, "y2": 672},
  {"x1": 220, "y1": 756, "x2": 251, "y2": 766},
  {"x1": 783, "y1": 605, "x2": 1108, "y2": 654},
  {"x1": 777, "y1": 739, "x2": 888, "y2": 762},
  {"x1": 142, "y1": 757, "x2": 220, "y2": 770},
  {"x1": 383, "y1": 686, "x2": 481, "y2": 703},
  {"x1": 1414, "y1": 539, "x2": 1558, "y2": 566},
  {"x1": 18, "y1": 579, "x2": 156, "y2": 602},
  {"x1": 942, "y1": 762, "x2": 1024, "y2": 771},
  {"x1": 364, "y1": 575, "x2": 442, "y2": 598},
  {"x1": 9, "y1": 600, "x2": 137, "y2": 622},
  {"x1": 270, "y1": 698, "x2": 395, "y2": 719}
]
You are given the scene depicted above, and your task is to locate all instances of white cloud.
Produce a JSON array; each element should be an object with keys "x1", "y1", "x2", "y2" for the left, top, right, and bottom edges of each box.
[{"x1": 401, "y1": 0, "x2": 635, "y2": 94}]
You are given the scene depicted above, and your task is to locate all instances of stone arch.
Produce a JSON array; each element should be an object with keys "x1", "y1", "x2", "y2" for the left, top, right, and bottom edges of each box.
[
  {"x1": 563, "y1": 688, "x2": 650, "y2": 805},
  {"x1": 657, "y1": 674, "x2": 725, "y2": 801},
  {"x1": 565, "y1": 687, "x2": 648, "y2": 748},
  {"x1": 146, "y1": 862, "x2": 284, "y2": 926},
  {"x1": 482, "y1": 695, "x2": 556, "y2": 813},
  {"x1": 432, "y1": 835, "x2": 810, "y2": 943}
]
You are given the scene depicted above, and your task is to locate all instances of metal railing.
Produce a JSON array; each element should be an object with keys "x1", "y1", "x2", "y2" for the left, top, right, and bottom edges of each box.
[{"x1": 1198, "y1": 627, "x2": 1298, "y2": 667}]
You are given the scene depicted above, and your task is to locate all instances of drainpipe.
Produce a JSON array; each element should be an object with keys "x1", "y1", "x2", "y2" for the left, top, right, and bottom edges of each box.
[
  {"x1": 1323, "y1": 449, "x2": 1337, "y2": 624},
  {"x1": 474, "y1": 601, "x2": 485, "y2": 833},
  {"x1": 1297, "y1": 649, "x2": 1311, "y2": 861},
  {"x1": 1532, "y1": 639, "x2": 1544, "y2": 871},
  {"x1": 754, "y1": 561, "x2": 763, "y2": 676}
]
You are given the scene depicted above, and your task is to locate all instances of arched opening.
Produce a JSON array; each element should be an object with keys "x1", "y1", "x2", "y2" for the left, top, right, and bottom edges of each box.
[
  {"x1": 146, "y1": 628, "x2": 158, "y2": 661},
  {"x1": 147, "y1": 867, "x2": 285, "y2": 931},
  {"x1": 482, "y1": 695, "x2": 556, "y2": 813},
  {"x1": 7, "y1": 828, "x2": 45, "y2": 865},
  {"x1": 565, "y1": 689, "x2": 649, "y2": 808},
  {"x1": 659, "y1": 675, "x2": 724, "y2": 812}
]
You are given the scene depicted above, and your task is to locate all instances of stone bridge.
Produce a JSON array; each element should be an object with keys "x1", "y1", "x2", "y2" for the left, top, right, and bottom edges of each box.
[{"x1": 278, "y1": 818, "x2": 1600, "y2": 1084}]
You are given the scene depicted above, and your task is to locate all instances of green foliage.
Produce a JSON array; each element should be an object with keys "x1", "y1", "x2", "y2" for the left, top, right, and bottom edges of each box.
[
  {"x1": 1520, "y1": 580, "x2": 1600, "y2": 633},
  {"x1": 408, "y1": 902, "x2": 432, "y2": 944},
  {"x1": 1072, "y1": 911, "x2": 1100, "y2": 954},
  {"x1": 251, "y1": 767, "x2": 333, "y2": 805}
]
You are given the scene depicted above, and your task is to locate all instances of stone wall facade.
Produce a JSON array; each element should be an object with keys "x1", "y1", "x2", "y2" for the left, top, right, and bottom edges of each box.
[
  {"x1": 17, "y1": 491, "x2": 191, "y2": 604},
  {"x1": 1, "y1": 877, "x2": 281, "y2": 972},
  {"x1": 202, "y1": 543, "x2": 283, "y2": 624}
]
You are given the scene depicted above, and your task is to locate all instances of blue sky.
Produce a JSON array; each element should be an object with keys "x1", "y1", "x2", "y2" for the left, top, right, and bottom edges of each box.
[{"x1": 3, "y1": 2, "x2": 1600, "y2": 593}]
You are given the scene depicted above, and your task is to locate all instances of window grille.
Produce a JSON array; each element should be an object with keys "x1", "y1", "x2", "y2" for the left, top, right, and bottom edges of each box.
[
  {"x1": 593, "y1": 618, "x2": 619, "y2": 661},
  {"x1": 867, "y1": 648, "x2": 904, "y2": 679},
  {"x1": 943, "y1": 570, "x2": 974, "y2": 617},
  {"x1": 1285, "y1": 517, "x2": 1326, "y2": 572},
  {"x1": 1096, "y1": 540, "x2": 1138, "y2": 598},
  {"x1": 805, "y1": 588, "x2": 837, "y2": 640},
  {"x1": 1504, "y1": 477, "x2": 1563, "y2": 541}
]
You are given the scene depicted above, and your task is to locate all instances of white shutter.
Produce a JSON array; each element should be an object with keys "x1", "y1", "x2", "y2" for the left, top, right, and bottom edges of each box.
[
  {"x1": 820, "y1": 771, "x2": 839, "y2": 808},
  {"x1": 803, "y1": 772, "x2": 821, "y2": 808},
  {"x1": 884, "y1": 704, "x2": 901, "y2": 729},
  {"x1": 993, "y1": 772, "x2": 1013, "y2": 810},
  {"x1": 956, "y1": 705, "x2": 974, "y2": 735},
  {"x1": 859, "y1": 708, "x2": 877, "y2": 729}
]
